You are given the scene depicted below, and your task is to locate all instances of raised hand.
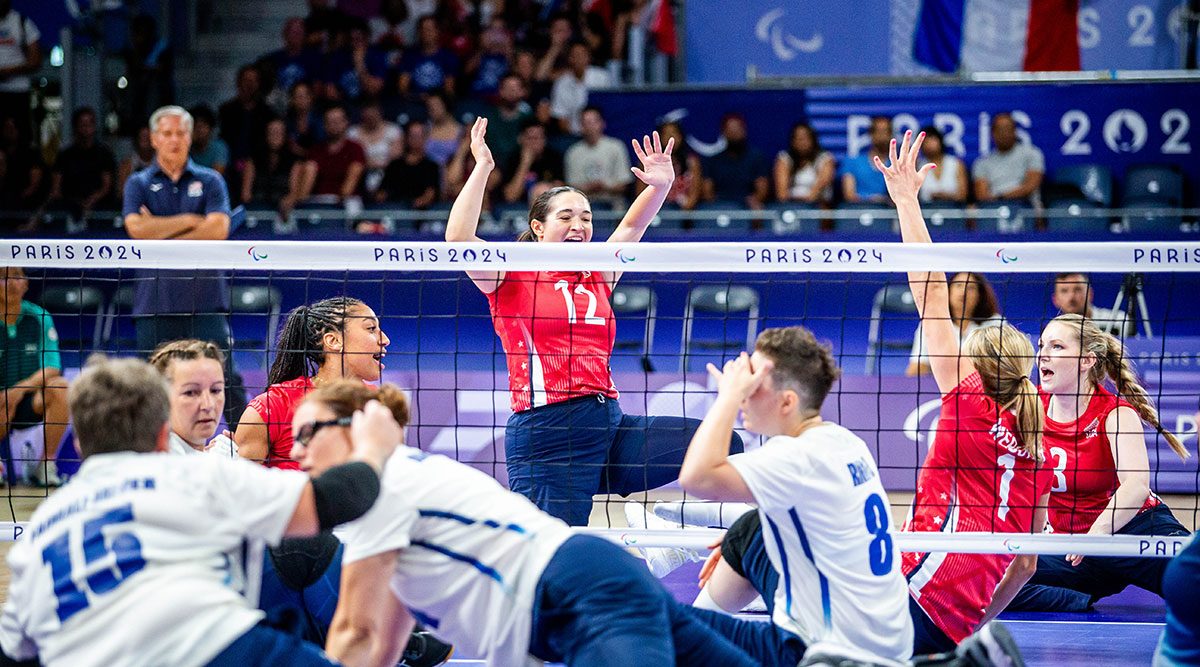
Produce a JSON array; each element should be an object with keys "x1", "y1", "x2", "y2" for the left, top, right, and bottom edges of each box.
[
  {"x1": 631, "y1": 131, "x2": 676, "y2": 189},
  {"x1": 874, "y1": 130, "x2": 936, "y2": 203},
  {"x1": 470, "y1": 117, "x2": 495, "y2": 169},
  {"x1": 707, "y1": 352, "x2": 773, "y2": 403}
]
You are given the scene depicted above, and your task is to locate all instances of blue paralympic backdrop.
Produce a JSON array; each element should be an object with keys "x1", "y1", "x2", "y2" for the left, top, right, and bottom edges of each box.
[{"x1": 593, "y1": 80, "x2": 1199, "y2": 201}]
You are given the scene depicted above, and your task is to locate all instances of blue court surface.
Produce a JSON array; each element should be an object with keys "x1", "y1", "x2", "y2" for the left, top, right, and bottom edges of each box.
[{"x1": 443, "y1": 562, "x2": 1167, "y2": 666}]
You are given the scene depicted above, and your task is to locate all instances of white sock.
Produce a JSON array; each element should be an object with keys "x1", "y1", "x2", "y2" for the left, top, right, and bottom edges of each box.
[
  {"x1": 654, "y1": 501, "x2": 755, "y2": 528},
  {"x1": 692, "y1": 586, "x2": 727, "y2": 612}
]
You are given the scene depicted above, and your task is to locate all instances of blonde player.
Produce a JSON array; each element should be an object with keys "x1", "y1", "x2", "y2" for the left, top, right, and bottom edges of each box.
[{"x1": 0, "y1": 356, "x2": 396, "y2": 666}]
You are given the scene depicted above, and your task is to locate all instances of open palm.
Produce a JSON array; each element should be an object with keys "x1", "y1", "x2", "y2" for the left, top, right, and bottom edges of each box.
[
  {"x1": 470, "y1": 117, "x2": 494, "y2": 169},
  {"x1": 631, "y1": 131, "x2": 676, "y2": 188},
  {"x1": 874, "y1": 130, "x2": 935, "y2": 202}
]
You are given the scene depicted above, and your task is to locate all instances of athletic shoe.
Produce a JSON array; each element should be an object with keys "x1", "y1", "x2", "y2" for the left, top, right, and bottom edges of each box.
[
  {"x1": 955, "y1": 621, "x2": 1026, "y2": 667},
  {"x1": 32, "y1": 460, "x2": 63, "y2": 488},
  {"x1": 401, "y1": 629, "x2": 454, "y2": 667},
  {"x1": 624, "y1": 501, "x2": 703, "y2": 578}
]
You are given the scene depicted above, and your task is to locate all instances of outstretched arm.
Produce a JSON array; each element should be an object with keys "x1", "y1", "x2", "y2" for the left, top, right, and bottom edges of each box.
[
  {"x1": 876, "y1": 131, "x2": 970, "y2": 396},
  {"x1": 445, "y1": 117, "x2": 504, "y2": 293},
  {"x1": 605, "y1": 132, "x2": 675, "y2": 285}
]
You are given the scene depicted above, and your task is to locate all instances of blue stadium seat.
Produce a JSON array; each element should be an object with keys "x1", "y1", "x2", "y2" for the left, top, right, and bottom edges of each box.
[
  {"x1": 37, "y1": 284, "x2": 106, "y2": 363},
  {"x1": 766, "y1": 201, "x2": 822, "y2": 236},
  {"x1": 691, "y1": 201, "x2": 755, "y2": 235},
  {"x1": 1052, "y1": 164, "x2": 1114, "y2": 207},
  {"x1": 610, "y1": 283, "x2": 657, "y2": 372},
  {"x1": 921, "y1": 203, "x2": 970, "y2": 233},
  {"x1": 229, "y1": 285, "x2": 282, "y2": 367},
  {"x1": 865, "y1": 284, "x2": 917, "y2": 374},
  {"x1": 680, "y1": 284, "x2": 759, "y2": 372},
  {"x1": 1121, "y1": 164, "x2": 1185, "y2": 232}
]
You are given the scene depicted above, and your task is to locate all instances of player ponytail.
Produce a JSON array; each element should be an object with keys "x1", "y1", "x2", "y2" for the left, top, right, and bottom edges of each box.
[
  {"x1": 964, "y1": 323, "x2": 1044, "y2": 462},
  {"x1": 268, "y1": 297, "x2": 365, "y2": 386},
  {"x1": 519, "y1": 185, "x2": 588, "y2": 242},
  {"x1": 1054, "y1": 313, "x2": 1189, "y2": 460},
  {"x1": 305, "y1": 379, "x2": 410, "y2": 430}
]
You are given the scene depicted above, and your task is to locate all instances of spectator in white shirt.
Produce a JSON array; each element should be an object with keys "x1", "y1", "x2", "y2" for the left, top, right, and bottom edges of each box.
[
  {"x1": 564, "y1": 106, "x2": 631, "y2": 206},
  {"x1": 972, "y1": 112, "x2": 1044, "y2": 206},
  {"x1": 917, "y1": 125, "x2": 968, "y2": 204},
  {"x1": 0, "y1": 0, "x2": 41, "y2": 145},
  {"x1": 550, "y1": 41, "x2": 612, "y2": 136}
]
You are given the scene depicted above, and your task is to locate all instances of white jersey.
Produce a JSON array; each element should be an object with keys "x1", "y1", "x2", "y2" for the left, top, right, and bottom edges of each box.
[
  {"x1": 727, "y1": 423, "x2": 913, "y2": 665},
  {"x1": 0, "y1": 452, "x2": 308, "y2": 667},
  {"x1": 337, "y1": 447, "x2": 573, "y2": 667},
  {"x1": 168, "y1": 432, "x2": 239, "y2": 459}
]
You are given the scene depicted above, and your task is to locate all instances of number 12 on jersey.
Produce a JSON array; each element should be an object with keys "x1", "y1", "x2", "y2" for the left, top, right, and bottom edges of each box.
[{"x1": 41, "y1": 504, "x2": 147, "y2": 623}]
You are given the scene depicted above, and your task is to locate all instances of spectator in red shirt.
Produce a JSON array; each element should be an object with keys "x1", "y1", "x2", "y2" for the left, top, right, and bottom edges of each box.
[{"x1": 300, "y1": 105, "x2": 365, "y2": 202}]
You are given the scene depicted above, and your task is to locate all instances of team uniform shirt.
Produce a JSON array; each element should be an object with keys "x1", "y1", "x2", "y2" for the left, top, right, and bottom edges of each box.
[
  {"x1": 727, "y1": 424, "x2": 913, "y2": 665},
  {"x1": 3, "y1": 301, "x2": 61, "y2": 391},
  {"x1": 902, "y1": 372, "x2": 1052, "y2": 644},
  {"x1": 167, "y1": 432, "x2": 239, "y2": 459},
  {"x1": 0, "y1": 452, "x2": 307, "y2": 667},
  {"x1": 337, "y1": 447, "x2": 573, "y2": 666},
  {"x1": 487, "y1": 271, "x2": 618, "y2": 413},
  {"x1": 245, "y1": 376, "x2": 314, "y2": 470},
  {"x1": 1041, "y1": 385, "x2": 1158, "y2": 534}
]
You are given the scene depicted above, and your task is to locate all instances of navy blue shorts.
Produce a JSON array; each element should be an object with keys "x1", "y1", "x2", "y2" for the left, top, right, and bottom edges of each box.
[
  {"x1": 1010, "y1": 503, "x2": 1190, "y2": 612},
  {"x1": 530, "y1": 534, "x2": 773, "y2": 667},
  {"x1": 506, "y1": 395, "x2": 743, "y2": 526},
  {"x1": 206, "y1": 622, "x2": 339, "y2": 666}
]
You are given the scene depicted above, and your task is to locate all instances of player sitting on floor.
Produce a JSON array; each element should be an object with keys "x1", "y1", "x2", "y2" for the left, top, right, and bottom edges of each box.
[
  {"x1": 1008, "y1": 314, "x2": 1190, "y2": 612},
  {"x1": 148, "y1": 338, "x2": 451, "y2": 666},
  {"x1": 445, "y1": 117, "x2": 742, "y2": 526},
  {"x1": 0, "y1": 356, "x2": 394, "y2": 667},
  {"x1": 677, "y1": 326, "x2": 914, "y2": 666},
  {"x1": 294, "y1": 379, "x2": 780, "y2": 667}
]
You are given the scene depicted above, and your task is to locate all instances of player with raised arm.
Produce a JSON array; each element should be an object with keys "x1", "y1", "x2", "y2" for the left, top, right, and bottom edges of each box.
[
  {"x1": 292, "y1": 379, "x2": 766, "y2": 667},
  {"x1": 0, "y1": 356, "x2": 394, "y2": 666},
  {"x1": 678, "y1": 326, "x2": 913, "y2": 666},
  {"x1": 445, "y1": 117, "x2": 742, "y2": 525},
  {"x1": 1009, "y1": 314, "x2": 1190, "y2": 612},
  {"x1": 879, "y1": 130, "x2": 1051, "y2": 653},
  {"x1": 236, "y1": 296, "x2": 390, "y2": 469}
]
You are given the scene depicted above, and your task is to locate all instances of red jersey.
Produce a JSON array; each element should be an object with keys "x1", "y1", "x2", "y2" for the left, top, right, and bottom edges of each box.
[
  {"x1": 245, "y1": 376, "x2": 314, "y2": 470},
  {"x1": 902, "y1": 372, "x2": 1052, "y2": 644},
  {"x1": 1040, "y1": 385, "x2": 1159, "y2": 534},
  {"x1": 487, "y1": 271, "x2": 618, "y2": 413}
]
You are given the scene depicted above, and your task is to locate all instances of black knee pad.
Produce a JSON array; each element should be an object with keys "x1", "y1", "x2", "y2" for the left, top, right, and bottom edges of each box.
[{"x1": 721, "y1": 511, "x2": 761, "y2": 579}]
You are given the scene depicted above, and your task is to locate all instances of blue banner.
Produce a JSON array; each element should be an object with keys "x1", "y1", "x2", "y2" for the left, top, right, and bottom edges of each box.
[
  {"x1": 593, "y1": 80, "x2": 1200, "y2": 202},
  {"x1": 687, "y1": 0, "x2": 1189, "y2": 82},
  {"x1": 684, "y1": 1, "x2": 890, "y2": 82}
]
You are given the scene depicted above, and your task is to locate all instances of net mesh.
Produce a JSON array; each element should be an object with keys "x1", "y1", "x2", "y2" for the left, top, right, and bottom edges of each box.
[{"x1": 3, "y1": 239, "x2": 1198, "y2": 557}]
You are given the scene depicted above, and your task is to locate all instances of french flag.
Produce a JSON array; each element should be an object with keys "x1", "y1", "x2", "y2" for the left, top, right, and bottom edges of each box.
[{"x1": 913, "y1": 0, "x2": 1081, "y2": 72}]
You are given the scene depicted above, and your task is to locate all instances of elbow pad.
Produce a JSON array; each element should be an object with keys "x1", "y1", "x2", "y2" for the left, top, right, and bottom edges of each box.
[{"x1": 311, "y1": 461, "x2": 381, "y2": 531}]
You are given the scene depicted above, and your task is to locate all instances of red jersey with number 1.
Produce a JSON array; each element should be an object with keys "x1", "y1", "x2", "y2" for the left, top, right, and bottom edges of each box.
[
  {"x1": 487, "y1": 270, "x2": 618, "y2": 413},
  {"x1": 901, "y1": 372, "x2": 1051, "y2": 644},
  {"x1": 1040, "y1": 385, "x2": 1158, "y2": 534}
]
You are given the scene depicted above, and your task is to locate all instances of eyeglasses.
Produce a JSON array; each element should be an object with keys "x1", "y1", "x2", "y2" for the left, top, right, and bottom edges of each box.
[{"x1": 294, "y1": 416, "x2": 352, "y2": 448}]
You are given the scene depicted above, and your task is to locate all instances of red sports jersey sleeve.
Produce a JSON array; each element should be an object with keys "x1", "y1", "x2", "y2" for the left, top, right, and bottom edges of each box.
[
  {"x1": 1041, "y1": 386, "x2": 1159, "y2": 534},
  {"x1": 902, "y1": 372, "x2": 1051, "y2": 644},
  {"x1": 487, "y1": 271, "x2": 619, "y2": 413},
  {"x1": 245, "y1": 376, "x2": 313, "y2": 470}
]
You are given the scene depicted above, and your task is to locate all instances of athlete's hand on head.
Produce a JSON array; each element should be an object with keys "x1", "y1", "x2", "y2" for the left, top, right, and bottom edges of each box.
[
  {"x1": 470, "y1": 117, "x2": 495, "y2": 169},
  {"x1": 874, "y1": 130, "x2": 935, "y2": 203},
  {"x1": 631, "y1": 131, "x2": 675, "y2": 188},
  {"x1": 708, "y1": 352, "x2": 773, "y2": 402},
  {"x1": 350, "y1": 399, "x2": 402, "y2": 469}
]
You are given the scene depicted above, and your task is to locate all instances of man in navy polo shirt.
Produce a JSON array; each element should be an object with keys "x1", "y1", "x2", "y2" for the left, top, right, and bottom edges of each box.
[{"x1": 123, "y1": 105, "x2": 247, "y2": 425}]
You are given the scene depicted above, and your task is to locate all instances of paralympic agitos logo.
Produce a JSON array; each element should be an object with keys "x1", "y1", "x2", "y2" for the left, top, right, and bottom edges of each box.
[
  {"x1": 248, "y1": 246, "x2": 268, "y2": 261},
  {"x1": 995, "y1": 249, "x2": 1018, "y2": 264},
  {"x1": 615, "y1": 249, "x2": 637, "y2": 264}
]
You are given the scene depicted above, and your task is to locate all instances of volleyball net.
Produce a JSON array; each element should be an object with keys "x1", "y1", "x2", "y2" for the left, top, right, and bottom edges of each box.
[{"x1": 2, "y1": 238, "x2": 1199, "y2": 559}]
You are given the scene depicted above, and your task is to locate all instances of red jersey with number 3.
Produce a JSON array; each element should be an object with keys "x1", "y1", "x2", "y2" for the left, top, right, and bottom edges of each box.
[
  {"x1": 1040, "y1": 385, "x2": 1158, "y2": 534},
  {"x1": 902, "y1": 372, "x2": 1051, "y2": 644},
  {"x1": 487, "y1": 270, "x2": 618, "y2": 413}
]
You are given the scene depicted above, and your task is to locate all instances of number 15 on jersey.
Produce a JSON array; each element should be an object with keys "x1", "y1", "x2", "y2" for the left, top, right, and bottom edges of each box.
[{"x1": 40, "y1": 504, "x2": 147, "y2": 622}]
